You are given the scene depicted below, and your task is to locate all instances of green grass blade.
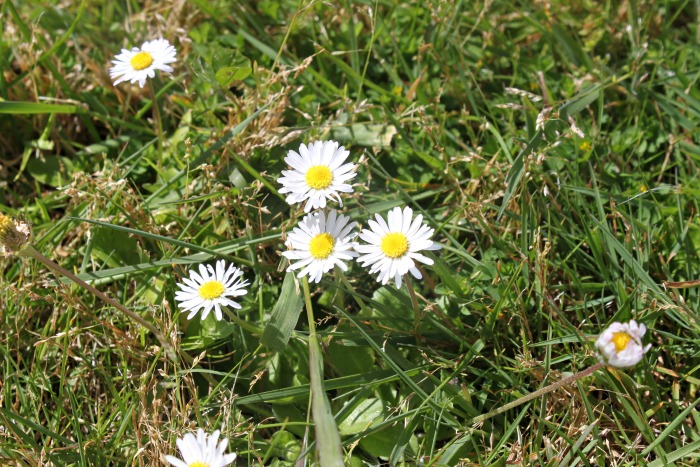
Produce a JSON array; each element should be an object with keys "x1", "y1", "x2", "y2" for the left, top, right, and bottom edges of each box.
[
  {"x1": 235, "y1": 366, "x2": 427, "y2": 405},
  {"x1": 308, "y1": 330, "x2": 344, "y2": 465},
  {"x1": 66, "y1": 217, "x2": 254, "y2": 266},
  {"x1": 647, "y1": 439, "x2": 700, "y2": 467},
  {"x1": 0, "y1": 101, "x2": 84, "y2": 114},
  {"x1": 641, "y1": 397, "x2": 700, "y2": 456}
]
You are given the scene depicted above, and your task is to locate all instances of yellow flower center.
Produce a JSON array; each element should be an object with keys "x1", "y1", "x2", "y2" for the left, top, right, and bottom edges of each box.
[
  {"x1": 198, "y1": 281, "x2": 225, "y2": 300},
  {"x1": 381, "y1": 232, "x2": 409, "y2": 258},
  {"x1": 189, "y1": 462, "x2": 210, "y2": 467},
  {"x1": 309, "y1": 233, "x2": 335, "y2": 259},
  {"x1": 0, "y1": 214, "x2": 13, "y2": 240},
  {"x1": 130, "y1": 51, "x2": 154, "y2": 71},
  {"x1": 612, "y1": 331, "x2": 632, "y2": 352},
  {"x1": 305, "y1": 165, "x2": 333, "y2": 189}
]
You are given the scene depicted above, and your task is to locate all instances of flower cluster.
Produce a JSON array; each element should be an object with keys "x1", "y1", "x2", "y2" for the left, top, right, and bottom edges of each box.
[
  {"x1": 2, "y1": 36, "x2": 650, "y2": 462},
  {"x1": 274, "y1": 141, "x2": 654, "y2": 372},
  {"x1": 277, "y1": 140, "x2": 441, "y2": 288}
]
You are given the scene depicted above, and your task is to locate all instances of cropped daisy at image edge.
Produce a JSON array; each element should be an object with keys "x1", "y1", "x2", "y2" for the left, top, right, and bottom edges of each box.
[
  {"x1": 165, "y1": 429, "x2": 237, "y2": 467},
  {"x1": 109, "y1": 38, "x2": 177, "y2": 88},
  {"x1": 174, "y1": 260, "x2": 249, "y2": 321}
]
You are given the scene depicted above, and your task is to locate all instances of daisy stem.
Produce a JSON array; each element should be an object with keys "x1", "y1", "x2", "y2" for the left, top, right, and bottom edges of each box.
[
  {"x1": 302, "y1": 277, "x2": 318, "y2": 336},
  {"x1": 333, "y1": 266, "x2": 345, "y2": 309},
  {"x1": 223, "y1": 309, "x2": 263, "y2": 335},
  {"x1": 337, "y1": 273, "x2": 367, "y2": 311},
  {"x1": 20, "y1": 245, "x2": 176, "y2": 361},
  {"x1": 405, "y1": 278, "x2": 422, "y2": 326},
  {"x1": 148, "y1": 80, "x2": 164, "y2": 169},
  {"x1": 468, "y1": 361, "x2": 605, "y2": 425}
]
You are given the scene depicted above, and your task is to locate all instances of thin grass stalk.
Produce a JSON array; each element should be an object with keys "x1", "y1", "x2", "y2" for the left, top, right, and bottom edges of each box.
[
  {"x1": 20, "y1": 245, "x2": 176, "y2": 361},
  {"x1": 148, "y1": 80, "x2": 164, "y2": 169},
  {"x1": 468, "y1": 361, "x2": 606, "y2": 425}
]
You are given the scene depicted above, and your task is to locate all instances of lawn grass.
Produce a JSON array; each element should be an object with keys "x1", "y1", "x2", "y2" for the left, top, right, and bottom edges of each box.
[{"x1": 2, "y1": 0, "x2": 700, "y2": 465}]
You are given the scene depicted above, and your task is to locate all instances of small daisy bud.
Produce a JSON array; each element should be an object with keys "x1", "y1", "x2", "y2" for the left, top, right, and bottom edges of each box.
[
  {"x1": 0, "y1": 213, "x2": 31, "y2": 256},
  {"x1": 595, "y1": 319, "x2": 652, "y2": 368}
]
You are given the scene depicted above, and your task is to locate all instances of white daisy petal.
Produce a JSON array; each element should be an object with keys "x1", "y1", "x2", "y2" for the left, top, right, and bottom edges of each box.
[
  {"x1": 281, "y1": 209, "x2": 358, "y2": 283},
  {"x1": 174, "y1": 261, "x2": 248, "y2": 321},
  {"x1": 166, "y1": 429, "x2": 237, "y2": 467},
  {"x1": 110, "y1": 38, "x2": 177, "y2": 88},
  {"x1": 354, "y1": 206, "x2": 440, "y2": 289},
  {"x1": 163, "y1": 456, "x2": 188, "y2": 467},
  {"x1": 594, "y1": 319, "x2": 651, "y2": 368},
  {"x1": 276, "y1": 140, "x2": 357, "y2": 212}
]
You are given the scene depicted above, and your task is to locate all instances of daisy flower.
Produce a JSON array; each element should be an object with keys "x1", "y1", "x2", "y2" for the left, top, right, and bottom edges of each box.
[
  {"x1": 109, "y1": 38, "x2": 177, "y2": 88},
  {"x1": 277, "y1": 140, "x2": 357, "y2": 213},
  {"x1": 165, "y1": 429, "x2": 237, "y2": 467},
  {"x1": 174, "y1": 260, "x2": 249, "y2": 321},
  {"x1": 355, "y1": 206, "x2": 441, "y2": 289},
  {"x1": 595, "y1": 319, "x2": 652, "y2": 368},
  {"x1": 282, "y1": 209, "x2": 358, "y2": 283}
]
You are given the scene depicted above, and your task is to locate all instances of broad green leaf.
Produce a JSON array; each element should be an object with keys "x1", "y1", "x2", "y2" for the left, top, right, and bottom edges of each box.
[
  {"x1": 182, "y1": 312, "x2": 236, "y2": 350},
  {"x1": 359, "y1": 423, "x2": 405, "y2": 458},
  {"x1": 266, "y1": 430, "x2": 302, "y2": 462},
  {"x1": 338, "y1": 398, "x2": 384, "y2": 436},
  {"x1": 332, "y1": 123, "x2": 397, "y2": 148},
  {"x1": 26, "y1": 156, "x2": 75, "y2": 187},
  {"x1": 328, "y1": 338, "x2": 374, "y2": 376},
  {"x1": 260, "y1": 272, "x2": 304, "y2": 351},
  {"x1": 216, "y1": 66, "x2": 252, "y2": 87},
  {"x1": 91, "y1": 228, "x2": 141, "y2": 268},
  {"x1": 559, "y1": 86, "x2": 601, "y2": 120}
]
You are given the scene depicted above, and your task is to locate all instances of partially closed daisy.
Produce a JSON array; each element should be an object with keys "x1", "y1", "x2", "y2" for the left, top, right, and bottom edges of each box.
[
  {"x1": 0, "y1": 212, "x2": 31, "y2": 257},
  {"x1": 356, "y1": 206, "x2": 441, "y2": 289},
  {"x1": 166, "y1": 429, "x2": 237, "y2": 467},
  {"x1": 595, "y1": 320, "x2": 652, "y2": 368},
  {"x1": 174, "y1": 260, "x2": 249, "y2": 321},
  {"x1": 282, "y1": 209, "x2": 358, "y2": 283},
  {"x1": 277, "y1": 140, "x2": 357, "y2": 213},
  {"x1": 109, "y1": 38, "x2": 177, "y2": 88}
]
